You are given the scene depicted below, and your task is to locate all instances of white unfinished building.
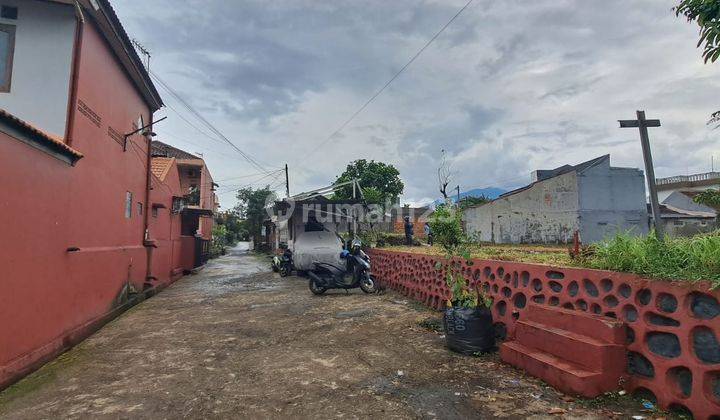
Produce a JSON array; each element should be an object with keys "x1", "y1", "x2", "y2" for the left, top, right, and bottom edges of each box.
[{"x1": 463, "y1": 155, "x2": 649, "y2": 244}]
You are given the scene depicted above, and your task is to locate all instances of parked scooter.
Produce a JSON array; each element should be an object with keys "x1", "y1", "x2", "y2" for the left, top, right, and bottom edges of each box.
[
  {"x1": 271, "y1": 245, "x2": 293, "y2": 277},
  {"x1": 308, "y1": 239, "x2": 376, "y2": 295}
]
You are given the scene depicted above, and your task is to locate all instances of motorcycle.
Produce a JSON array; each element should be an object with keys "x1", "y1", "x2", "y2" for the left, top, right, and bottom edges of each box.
[
  {"x1": 308, "y1": 240, "x2": 376, "y2": 295},
  {"x1": 271, "y1": 247, "x2": 293, "y2": 277}
]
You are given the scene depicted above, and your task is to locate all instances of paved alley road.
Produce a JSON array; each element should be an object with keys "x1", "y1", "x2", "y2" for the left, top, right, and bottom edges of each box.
[{"x1": 0, "y1": 244, "x2": 645, "y2": 419}]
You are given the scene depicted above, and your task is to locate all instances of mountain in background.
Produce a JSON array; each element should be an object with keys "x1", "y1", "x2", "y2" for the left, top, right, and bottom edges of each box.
[{"x1": 430, "y1": 187, "x2": 506, "y2": 207}]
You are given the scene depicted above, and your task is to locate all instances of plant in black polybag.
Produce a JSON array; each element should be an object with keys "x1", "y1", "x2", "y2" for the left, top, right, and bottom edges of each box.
[{"x1": 430, "y1": 203, "x2": 495, "y2": 354}]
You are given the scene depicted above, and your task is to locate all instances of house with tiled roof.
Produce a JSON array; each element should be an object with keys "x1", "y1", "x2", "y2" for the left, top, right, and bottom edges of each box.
[
  {"x1": 147, "y1": 142, "x2": 219, "y2": 281},
  {"x1": 0, "y1": 0, "x2": 170, "y2": 391},
  {"x1": 463, "y1": 155, "x2": 649, "y2": 244}
]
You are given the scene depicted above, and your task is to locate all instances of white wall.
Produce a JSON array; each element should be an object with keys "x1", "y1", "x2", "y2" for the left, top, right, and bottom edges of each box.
[
  {"x1": 0, "y1": 0, "x2": 75, "y2": 137},
  {"x1": 464, "y1": 171, "x2": 580, "y2": 244},
  {"x1": 578, "y1": 162, "x2": 649, "y2": 242}
]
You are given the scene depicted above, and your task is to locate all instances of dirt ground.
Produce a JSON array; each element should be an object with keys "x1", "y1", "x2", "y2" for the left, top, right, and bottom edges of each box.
[{"x1": 0, "y1": 244, "x2": 662, "y2": 419}]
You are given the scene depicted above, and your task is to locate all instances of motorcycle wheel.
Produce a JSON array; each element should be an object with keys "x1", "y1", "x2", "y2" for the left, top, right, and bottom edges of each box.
[
  {"x1": 271, "y1": 263, "x2": 279, "y2": 273},
  {"x1": 359, "y1": 274, "x2": 376, "y2": 294},
  {"x1": 279, "y1": 264, "x2": 290, "y2": 277},
  {"x1": 309, "y1": 279, "x2": 327, "y2": 295}
]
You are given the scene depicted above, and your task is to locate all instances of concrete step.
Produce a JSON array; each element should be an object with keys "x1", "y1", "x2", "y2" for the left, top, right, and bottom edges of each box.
[
  {"x1": 500, "y1": 341, "x2": 618, "y2": 398},
  {"x1": 515, "y1": 320, "x2": 625, "y2": 373},
  {"x1": 524, "y1": 304, "x2": 626, "y2": 345}
]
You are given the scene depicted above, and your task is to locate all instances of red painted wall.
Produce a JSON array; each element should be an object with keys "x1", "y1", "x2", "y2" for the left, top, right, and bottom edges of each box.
[
  {"x1": 149, "y1": 159, "x2": 184, "y2": 285},
  {"x1": 0, "y1": 22, "x2": 153, "y2": 388},
  {"x1": 369, "y1": 249, "x2": 720, "y2": 419}
]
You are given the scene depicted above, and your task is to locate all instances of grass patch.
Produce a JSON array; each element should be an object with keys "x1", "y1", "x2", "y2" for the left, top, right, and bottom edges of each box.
[
  {"x1": 589, "y1": 231, "x2": 720, "y2": 287},
  {"x1": 378, "y1": 243, "x2": 575, "y2": 267},
  {"x1": 379, "y1": 230, "x2": 720, "y2": 287}
]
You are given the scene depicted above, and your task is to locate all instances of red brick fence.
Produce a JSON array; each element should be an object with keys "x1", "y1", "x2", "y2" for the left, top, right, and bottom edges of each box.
[{"x1": 368, "y1": 249, "x2": 720, "y2": 419}]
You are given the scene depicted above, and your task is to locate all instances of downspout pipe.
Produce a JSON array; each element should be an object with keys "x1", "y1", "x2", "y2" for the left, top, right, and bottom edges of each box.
[{"x1": 65, "y1": 1, "x2": 85, "y2": 146}]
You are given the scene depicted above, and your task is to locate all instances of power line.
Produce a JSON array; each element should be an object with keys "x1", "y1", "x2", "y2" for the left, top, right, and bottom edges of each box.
[
  {"x1": 299, "y1": 0, "x2": 475, "y2": 161},
  {"x1": 150, "y1": 70, "x2": 272, "y2": 174}
]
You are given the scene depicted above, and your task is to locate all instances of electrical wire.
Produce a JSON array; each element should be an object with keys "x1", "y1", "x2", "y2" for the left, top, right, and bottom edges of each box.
[
  {"x1": 299, "y1": 0, "x2": 475, "y2": 162},
  {"x1": 150, "y1": 70, "x2": 272, "y2": 174}
]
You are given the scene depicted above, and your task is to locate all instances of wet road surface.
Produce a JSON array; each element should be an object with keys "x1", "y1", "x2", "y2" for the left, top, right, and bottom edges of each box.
[{"x1": 0, "y1": 244, "x2": 650, "y2": 419}]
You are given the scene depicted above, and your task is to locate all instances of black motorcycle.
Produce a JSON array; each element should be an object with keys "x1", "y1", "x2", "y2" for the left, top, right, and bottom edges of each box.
[
  {"x1": 271, "y1": 247, "x2": 293, "y2": 277},
  {"x1": 308, "y1": 241, "x2": 376, "y2": 295}
]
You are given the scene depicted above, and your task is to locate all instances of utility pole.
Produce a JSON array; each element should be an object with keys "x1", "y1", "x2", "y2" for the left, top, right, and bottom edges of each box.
[
  {"x1": 284, "y1": 163, "x2": 290, "y2": 198},
  {"x1": 619, "y1": 110, "x2": 664, "y2": 239},
  {"x1": 352, "y1": 179, "x2": 358, "y2": 240},
  {"x1": 455, "y1": 185, "x2": 461, "y2": 207}
]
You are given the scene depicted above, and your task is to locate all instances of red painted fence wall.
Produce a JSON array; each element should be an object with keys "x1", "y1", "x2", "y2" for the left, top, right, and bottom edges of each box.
[{"x1": 369, "y1": 249, "x2": 720, "y2": 419}]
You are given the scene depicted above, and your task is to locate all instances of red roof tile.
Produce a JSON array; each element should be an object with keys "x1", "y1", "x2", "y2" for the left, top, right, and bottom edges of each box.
[
  {"x1": 151, "y1": 157, "x2": 174, "y2": 181},
  {"x1": 0, "y1": 109, "x2": 83, "y2": 162}
]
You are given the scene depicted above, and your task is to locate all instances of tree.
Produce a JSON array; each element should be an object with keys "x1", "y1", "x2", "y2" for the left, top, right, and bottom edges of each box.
[
  {"x1": 694, "y1": 188, "x2": 720, "y2": 207},
  {"x1": 235, "y1": 186, "x2": 275, "y2": 243},
  {"x1": 458, "y1": 195, "x2": 491, "y2": 210},
  {"x1": 334, "y1": 159, "x2": 404, "y2": 205},
  {"x1": 676, "y1": 0, "x2": 720, "y2": 125},
  {"x1": 438, "y1": 149, "x2": 454, "y2": 201},
  {"x1": 216, "y1": 209, "x2": 248, "y2": 242},
  {"x1": 694, "y1": 189, "x2": 720, "y2": 223},
  {"x1": 676, "y1": 0, "x2": 720, "y2": 63}
]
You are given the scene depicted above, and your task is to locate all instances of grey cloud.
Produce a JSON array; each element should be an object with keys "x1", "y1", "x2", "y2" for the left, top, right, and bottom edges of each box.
[{"x1": 111, "y1": 0, "x2": 719, "y2": 207}]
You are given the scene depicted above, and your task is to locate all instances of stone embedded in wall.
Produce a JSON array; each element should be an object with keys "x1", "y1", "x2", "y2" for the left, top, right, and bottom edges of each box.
[
  {"x1": 629, "y1": 352, "x2": 655, "y2": 378},
  {"x1": 568, "y1": 281, "x2": 579, "y2": 297},
  {"x1": 549, "y1": 281, "x2": 562, "y2": 293},
  {"x1": 627, "y1": 327, "x2": 636, "y2": 344},
  {"x1": 637, "y1": 289, "x2": 652, "y2": 306},
  {"x1": 666, "y1": 366, "x2": 692, "y2": 398},
  {"x1": 645, "y1": 312, "x2": 681, "y2": 327},
  {"x1": 584, "y1": 279, "x2": 599, "y2": 297},
  {"x1": 532, "y1": 278, "x2": 543, "y2": 292},
  {"x1": 604, "y1": 295, "x2": 619, "y2": 308},
  {"x1": 657, "y1": 293, "x2": 678, "y2": 313},
  {"x1": 690, "y1": 292, "x2": 720, "y2": 320},
  {"x1": 619, "y1": 283, "x2": 632, "y2": 298},
  {"x1": 546, "y1": 270, "x2": 564, "y2": 280},
  {"x1": 623, "y1": 305, "x2": 638, "y2": 322},
  {"x1": 647, "y1": 332, "x2": 681, "y2": 358},
  {"x1": 693, "y1": 327, "x2": 720, "y2": 364},
  {"x1": 601, "y1": 278, "x2": 614, "y2": 293}
]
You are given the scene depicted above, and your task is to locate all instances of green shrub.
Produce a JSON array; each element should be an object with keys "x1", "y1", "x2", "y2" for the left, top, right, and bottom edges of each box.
[
  {"x1": 590, "y1": 230, "x2": 720, "y2": 287},
  {"x1": 210, "y1": 224, "x2": 229, "y2": 258},
  {"x1": 430, "y1": 204, "x2": 491, "y2": 309}
]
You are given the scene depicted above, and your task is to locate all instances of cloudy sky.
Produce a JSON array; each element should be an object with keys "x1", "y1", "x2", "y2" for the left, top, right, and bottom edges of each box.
[{"x1": 113, "y1": 0, "x2": 719, "y2": 208}]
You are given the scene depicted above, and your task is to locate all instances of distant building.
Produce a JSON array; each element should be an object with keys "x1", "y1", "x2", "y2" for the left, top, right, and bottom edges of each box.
[
  {"x1": 463, "y1": 155, "x2": 649, "y2": 244},
  {"x1": 656, "y1": 171, "x2": 720, "y2": 202},
  {"x1": 149, "y1": 142, "x2": 219, "y2": 281},
  {"x1": 653, "y1": 191, "x2": 717, "y2": 237},
  {"x1": 391, "y1": 206, "x2": 434, "y2": 239},
  {"x1": 151, "y1": 141, "x2": 218, "y2": 240}
]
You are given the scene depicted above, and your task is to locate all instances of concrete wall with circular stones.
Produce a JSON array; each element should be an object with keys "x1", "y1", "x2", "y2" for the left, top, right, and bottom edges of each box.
[{"x1": 369, "y1": 249, "x2": 720, "y2": 419}]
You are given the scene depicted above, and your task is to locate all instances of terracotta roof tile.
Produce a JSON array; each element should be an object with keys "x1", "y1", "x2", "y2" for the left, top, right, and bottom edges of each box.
[
  {"x1": 0, "y1": 109, "x2": 83, "y2": 163},
  {"x1": 151, "y1": 157, "x2": 175, "y2": 182}
]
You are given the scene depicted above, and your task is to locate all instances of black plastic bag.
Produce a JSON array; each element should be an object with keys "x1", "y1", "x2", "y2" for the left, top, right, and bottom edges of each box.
[{"x1": 443, "y1": 307, "x2": 495, "y2": 355}]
